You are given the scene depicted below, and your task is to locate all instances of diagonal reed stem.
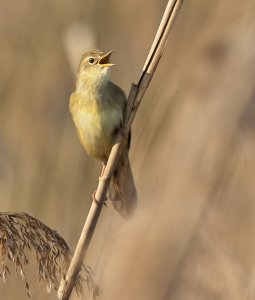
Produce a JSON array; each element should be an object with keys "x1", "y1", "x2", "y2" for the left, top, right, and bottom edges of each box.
[{"x1": 58, "y1": 1, "x2": 184, "y2": 299}]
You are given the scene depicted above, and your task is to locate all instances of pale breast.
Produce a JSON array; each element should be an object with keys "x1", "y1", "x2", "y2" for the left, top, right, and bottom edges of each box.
[{"x1": 70, "y1": 92, "x2": 123, "y2": 161}]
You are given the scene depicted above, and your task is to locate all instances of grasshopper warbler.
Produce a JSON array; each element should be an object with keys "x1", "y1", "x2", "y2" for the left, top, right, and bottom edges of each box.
[{"x1": 69, "y1": 50, "x2": 137, "y2": 218}]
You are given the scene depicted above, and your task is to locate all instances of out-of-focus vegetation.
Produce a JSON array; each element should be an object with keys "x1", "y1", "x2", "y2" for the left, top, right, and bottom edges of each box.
[{"x1": 1, "y1": 0, "x2": 255, "y2": 299}]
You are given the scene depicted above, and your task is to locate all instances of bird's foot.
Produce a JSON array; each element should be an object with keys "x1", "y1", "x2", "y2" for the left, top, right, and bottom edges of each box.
[
  {"x1": 92, "y1": 190, "x2": 108, "y2": 207},
  {"x1": 92, "y1": 190, "x2": 97, "y2": 203}
]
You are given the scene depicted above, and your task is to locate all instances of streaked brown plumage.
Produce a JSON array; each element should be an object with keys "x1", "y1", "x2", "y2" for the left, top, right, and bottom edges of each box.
[{"x1": 69, "y1": 50, "x2": 137, "y2": 218}]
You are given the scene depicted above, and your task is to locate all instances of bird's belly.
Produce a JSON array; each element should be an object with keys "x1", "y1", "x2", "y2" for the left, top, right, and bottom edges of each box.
[{"x1": 76, "y1": 107, "x2": 122, "y2": 161}]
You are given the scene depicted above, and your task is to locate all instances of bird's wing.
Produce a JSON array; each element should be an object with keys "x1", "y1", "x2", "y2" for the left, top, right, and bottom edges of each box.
[
  {"x1": 108, "y1": 81, "x2": 126, "y2": 113},
  {"x1": 107, "y1": 81, "x2": 133, "y2": 150}
]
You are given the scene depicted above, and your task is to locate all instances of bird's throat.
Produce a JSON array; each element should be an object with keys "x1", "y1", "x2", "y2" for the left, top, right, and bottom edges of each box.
[{"x1": 76, "y1": 67, "x2": 110, "y2": 93}]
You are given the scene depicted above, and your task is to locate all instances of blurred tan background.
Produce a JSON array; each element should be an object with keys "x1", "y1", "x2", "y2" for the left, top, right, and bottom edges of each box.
[{"x1": 1, "y1": 0, "x2": 255, "y2": 299}]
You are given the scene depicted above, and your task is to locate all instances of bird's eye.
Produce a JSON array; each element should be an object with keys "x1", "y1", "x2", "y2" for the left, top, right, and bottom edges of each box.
[{"x1": 88, "y1": 57, "x2": 95, "y2": 64}]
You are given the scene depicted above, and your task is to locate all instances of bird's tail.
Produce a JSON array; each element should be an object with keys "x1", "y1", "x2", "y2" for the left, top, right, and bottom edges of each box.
[{"x1": 109, "y1": 157, "x2": 137, "y2": 218}]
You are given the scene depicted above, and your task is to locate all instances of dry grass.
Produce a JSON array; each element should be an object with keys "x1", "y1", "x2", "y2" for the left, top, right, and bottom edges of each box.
[{"x1": 0, "y1": 213, "x2": 99, "y2": 298}]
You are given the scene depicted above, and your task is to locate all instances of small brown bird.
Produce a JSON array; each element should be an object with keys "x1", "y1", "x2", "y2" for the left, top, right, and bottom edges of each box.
[{"x1": 69, "y1": 50, "x2": 137, "y2": 218}]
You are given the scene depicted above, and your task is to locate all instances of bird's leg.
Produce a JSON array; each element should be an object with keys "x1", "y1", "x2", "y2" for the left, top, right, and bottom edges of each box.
[
  {"x1": 93, "y1": 162, "x2": 108, "y2": 207},
  {"x1": 100, "y1": 162, "x2": 106, "y2": 176},
  {"x1": 101, "y1": 162, "x2": 108, "y2": 207},
  {"x1": 119, "y1": 126, "x2": 128, "y2": 139}
]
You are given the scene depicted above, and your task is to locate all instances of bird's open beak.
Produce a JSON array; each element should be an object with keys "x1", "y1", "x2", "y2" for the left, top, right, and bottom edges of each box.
[{"x1": 98, "y1": 50, "x2": 115, "y2": 67}]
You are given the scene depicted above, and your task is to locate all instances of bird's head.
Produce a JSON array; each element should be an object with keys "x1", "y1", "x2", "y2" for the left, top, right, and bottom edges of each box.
[{"x1": 77, "y1": 50, "x2": 115, "y2": 89}]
